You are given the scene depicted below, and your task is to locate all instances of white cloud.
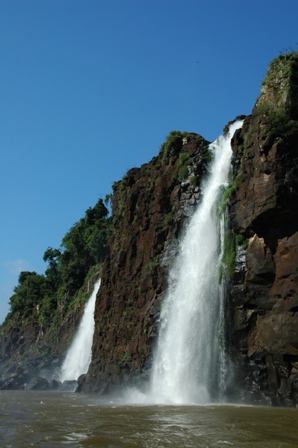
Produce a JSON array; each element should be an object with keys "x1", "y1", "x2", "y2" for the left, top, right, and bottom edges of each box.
[{"x1": 4, "y1": 258, "x2": 32, "y2": 276}]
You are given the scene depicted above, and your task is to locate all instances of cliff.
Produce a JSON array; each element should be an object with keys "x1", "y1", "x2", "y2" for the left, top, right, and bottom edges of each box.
[
  {"x1": 78, "y1": 132, "x2": 212, "y2": 392},
  {"x1": 0, "y1": 131, "x2": 211, "y2": 391},
  {"x1": 0, "y1": 198, "x2": 110, "y2": 389},
  {"x1": 0, "y1": 273, "x2": 100, "y2": 389},
  {"x1": 227, "y1": 52, "x2": 298, "y2": 406},
  {"x1": 80, "y1": 53, "x2": 298, "y2": 406},
  {"x1": 1, "y1": 53, "x2": 298, "y2": 406}
]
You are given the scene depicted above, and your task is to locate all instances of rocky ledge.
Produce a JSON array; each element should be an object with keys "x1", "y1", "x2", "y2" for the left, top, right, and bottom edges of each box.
[
  {"x1": 227, "y1": 52, "x2": 298, "y2": 406},
  {"x1": 78, "y1": 131, "x2": 213, "y2": 393}
]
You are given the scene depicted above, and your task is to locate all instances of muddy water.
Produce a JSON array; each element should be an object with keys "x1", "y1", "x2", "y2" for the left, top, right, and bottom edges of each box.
[{"x1": 0, "y1": 391, "x2": 297, "y2": 447}]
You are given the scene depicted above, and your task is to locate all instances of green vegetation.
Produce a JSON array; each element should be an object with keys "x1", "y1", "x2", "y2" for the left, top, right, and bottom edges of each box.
[
  {"x1": 175, "y1": 152, "x2": 189, "y2": 180},
  {"x1": 161, "y1": 132, "x2": 212, "y2": 187},
  {"x1": 199, "y1": 145, "x2": 213, "y2": 168},
  {"x1": 4, "y1": 198, "x2": 112, "y2": 330},
  {"x1": 9, "y1": 271, "x2": 47, "y2": 317},
  {"x1": 219, "y1": 230, "x2": 236, "y2": 282},
  {"x1": 218, "y1": 230, "x2": 248, "y2": 284},
  {"x1": 104, "y1": 193, "x2": 113, "y2": 208},
  {"x1": 259, "y1": 104, "x2": 298, "y2": 139},
  {"x1": 164, "y1": 204, "x2": 178, "y2": 226},
  {"x1": 146, "y1": 258, "x2": 159, "y2": 274},
  {"x1": 258, "y1": 52, "x2": 298, "y2": 139},
  {"x1": 165, "y1": 212, "x2": 174, "y2": 224},
  {"x1": 189, "y1": 175, "x2": 199, "y2": 186},
  {"x1": 161, "y1": 130, "x2": 189, "y2": 162},
  {"x1": 261, "y1": 51, "x2": 298, "y2": 98},
  {"x1": 236, "y1": 234, "x2": 249, "y2": 250},
  {"x1": 123, "y1": 351, "x2": 131, "y2": 362},
  {"x1": 218, "y1": 185, "x2": 248, "y2": 281},
  {"x1": 218, "y1": 180, "x2": 237, "y2": 216}
]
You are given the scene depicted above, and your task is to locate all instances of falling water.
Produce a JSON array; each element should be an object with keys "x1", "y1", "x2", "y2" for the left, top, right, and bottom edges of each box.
[
  {"x1": 150, "y1": 121, "x2": 243, "y2": 404},
  {"x1": 60, "y1": 279, "x2": 101, "y2": 382}
]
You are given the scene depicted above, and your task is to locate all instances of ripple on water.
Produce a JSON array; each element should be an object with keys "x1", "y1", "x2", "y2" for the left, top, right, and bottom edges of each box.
[{"x1": 1, "y1": 392, "x2": 298, "y2": 447}]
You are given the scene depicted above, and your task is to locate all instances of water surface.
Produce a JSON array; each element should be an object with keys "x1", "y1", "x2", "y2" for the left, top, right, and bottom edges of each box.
[{"x1": 1, "y1": 391, "x2": 298, "y2": 447}]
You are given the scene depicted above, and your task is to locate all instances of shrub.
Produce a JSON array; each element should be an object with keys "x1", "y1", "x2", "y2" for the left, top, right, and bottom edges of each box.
[
  {"x1": 218, "y1": 180, "x2": 237, "y2": 216},
  {"x1": 162, "y1": 131, "x2": 187, "y2": 161},
  {"x1": 219, "y1": 231, "x2": 236, "y2": 281},
  {"x1": 189, "y1": 175, "x2": 199, "y2": 186},
  {"x1": 165, "y1": 212, "x2": 174, "y2": 224},
  {"x1": 146, "y1": 258, "x2": 159, "y2": 274},
  {"x1": 173, "y1": 152, "x2": 190, "y2": 181},
  {"x1": 236, "y1": 234, "x2": 249, "y2": 250},
  {"x1": 259, "y1": 104, "x2": 298, "y2": 139}
]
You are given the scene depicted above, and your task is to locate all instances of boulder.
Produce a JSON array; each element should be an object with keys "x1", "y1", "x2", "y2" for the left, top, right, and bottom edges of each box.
[{"x1": 25, "y1": 376, "x2": 49, "y2": 391}]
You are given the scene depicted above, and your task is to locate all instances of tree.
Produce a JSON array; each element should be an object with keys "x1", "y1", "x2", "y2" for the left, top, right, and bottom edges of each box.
[
  {"x1": 43, "y1": 247, "x2": 61, "y2": 291},
  {"x1": 10, "y1": 271, "x2": 46, "y2": 316},
  {"x1": 6, "y1": 197, "x2": 113, "y2": 324}
]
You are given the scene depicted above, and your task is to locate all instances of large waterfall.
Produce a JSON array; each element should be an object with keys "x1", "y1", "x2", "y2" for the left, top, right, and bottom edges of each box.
[
  {"x1": 150, "y1": 121, "x2": 243, "y2": 404},
  {"x1": 60, "y1": 279, "x2": 101, "y2": 382}
]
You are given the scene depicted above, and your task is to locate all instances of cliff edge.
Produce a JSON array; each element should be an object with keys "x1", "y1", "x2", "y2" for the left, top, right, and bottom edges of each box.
[
  {"x1": 228, "y1": 52, "x2": 298, "y2": 406},
  {"x1": 79, "y1": 132, "x2": 212, "y2": 392}
]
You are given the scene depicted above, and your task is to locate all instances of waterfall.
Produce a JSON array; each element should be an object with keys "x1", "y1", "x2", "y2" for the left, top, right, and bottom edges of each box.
[
  {"x1": 150, "y1": 121, "x2": 243, "y2": 404},
  {"x1": 60, "y1": 279, "x2": 100, "y2": 382}
]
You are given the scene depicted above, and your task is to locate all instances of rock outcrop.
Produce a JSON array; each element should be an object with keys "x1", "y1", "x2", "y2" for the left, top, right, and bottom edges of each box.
[
  {"x1": 81, "y1": 53, "x2": 298, "y2": 406},
  {"x1": 0, "y1": 280, "x2": 97, "y2": 388},
  {"x1": 78, "y1": 132, "x2": 212, "y2": 392},
  {"x1": 1, "y1": 53, "x2": 298, "y2": 407},
  {"x1": 227, "y1": 52, "x2": 298, "y2": 406}
]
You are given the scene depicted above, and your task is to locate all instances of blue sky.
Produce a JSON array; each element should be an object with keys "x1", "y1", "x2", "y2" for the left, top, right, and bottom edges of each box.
[{"x1": 1, "y1": 0, "x2": 297, "y2": 323}]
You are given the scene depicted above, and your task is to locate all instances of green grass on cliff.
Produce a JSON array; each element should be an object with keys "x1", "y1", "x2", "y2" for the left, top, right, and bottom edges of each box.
[
  {"x1": 261, "y1": 51, "x2": 298, "y2": 98},
  {"x1": 259, "y1": 51, "x2": 298, "y2": 139},
  {"x1": 219, "y1": 230, "x2": 236, "y2": 282},
  {"x1": 161, "y1": 130, "x2": 189, "y2": 162},
  {"x1": 258, "y1": 105, "x2": 298, "y2": 139}
]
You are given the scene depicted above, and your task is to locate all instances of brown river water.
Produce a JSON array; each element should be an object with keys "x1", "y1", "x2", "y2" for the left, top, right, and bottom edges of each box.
[{"x1": 1, "y1": 391, "x2": 298, "y2": 447}]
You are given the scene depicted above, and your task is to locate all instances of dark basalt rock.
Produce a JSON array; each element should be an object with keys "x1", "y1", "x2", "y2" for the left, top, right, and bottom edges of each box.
[
  {"x1": 227, "y1": 53, "x2": 298, "y2": 407},
  {"x1": 61, "y1": 380, "x2": 78, "y2": 391},
  {"x1": 25, "y1": 376, "x2": 50, "y2": 391},
  {"x1": 80, "y1": 133, "x2": 211, "y2": 393},
  {"x1": 1, "y1": 54, "x2": 298, "y2": 407},
  {"x1": 48, "y1": 379, "x2": 62, "y2": 390},
  {"x1": 0, "y1": 294, "x2": 90, "y2": 390},
  {"x1": 0, "y1": 367, "x2": 28, "y2": 390}
]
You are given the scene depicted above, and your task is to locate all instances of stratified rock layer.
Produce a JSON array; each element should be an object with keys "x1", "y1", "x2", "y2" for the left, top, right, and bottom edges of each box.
[
  {"x1": 79, "y1": 133, "x2": 211, "y2": 392},
  {"x1": 0, "y1": 274, "x2": 100, "y2": 389},
  {"x1": 1, "y1": 53, "x2": 298, "y2": 407},
  {"x1": 228, "y1": 53, "x2": 298, "y2": 406}
]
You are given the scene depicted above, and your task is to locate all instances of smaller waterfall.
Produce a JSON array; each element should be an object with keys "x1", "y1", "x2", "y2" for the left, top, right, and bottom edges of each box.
[{"x1": 60, "y1": 279, "x2": 100, "y2": 382}]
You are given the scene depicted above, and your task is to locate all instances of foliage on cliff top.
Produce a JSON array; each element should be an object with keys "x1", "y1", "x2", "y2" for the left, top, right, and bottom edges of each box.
[
  {"x1": 161, "y1": 130, "x2": 189, "y2": 161},
  {"x1": 261, "y1": 51, "x2": 298, "y2": 103},
  {"x1": 257, "y1": 52, "x2": 298, "y2": 139},
  {"x1": 2, "y1": 198, "x2": 112, "y2": 331},
  {"x1": 258, "y1": 104, "x2": 298, "y2": 140},
  {"x1": 258, "y1": 52, "x2": 298, "y2": 115}
]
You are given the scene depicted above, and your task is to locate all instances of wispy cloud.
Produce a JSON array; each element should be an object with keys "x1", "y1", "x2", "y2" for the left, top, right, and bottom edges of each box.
[{"x1": 4, "y1": 259, "x2": 32, "y2": 276}]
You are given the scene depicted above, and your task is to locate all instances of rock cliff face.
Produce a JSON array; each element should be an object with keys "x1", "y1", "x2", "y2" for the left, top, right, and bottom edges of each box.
[
  {"x1": 1, "y1": 53, "x2": 298, "y2": 406},
  {"x1": 0, "y1": 274, "x2": 100, "y2": 389},
  {"x1": 79, "y1": 133, "x2": 212, "y2": 392},
  {"x1": 227, "y1": 53, "x2": 298, "y2": 406},
  {"x1": 81, "y1": 53, "x2": 298, "y2": 406}
]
